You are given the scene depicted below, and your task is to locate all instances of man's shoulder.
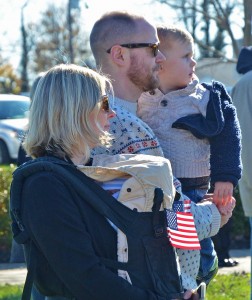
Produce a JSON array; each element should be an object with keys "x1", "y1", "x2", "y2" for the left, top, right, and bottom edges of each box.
[{"x1": 111, "y1": 105, "x2": 152, "y2": 129}]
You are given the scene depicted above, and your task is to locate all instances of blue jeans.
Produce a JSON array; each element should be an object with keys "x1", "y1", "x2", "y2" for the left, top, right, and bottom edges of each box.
[{"x1": 183, "y1": 189, "x2": 217, "y2": 278}]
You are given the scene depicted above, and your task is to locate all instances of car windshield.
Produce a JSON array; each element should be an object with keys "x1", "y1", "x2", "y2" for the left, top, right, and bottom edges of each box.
[{"x1": 0, "y1": 100, "x2": 30, "y2": 120}]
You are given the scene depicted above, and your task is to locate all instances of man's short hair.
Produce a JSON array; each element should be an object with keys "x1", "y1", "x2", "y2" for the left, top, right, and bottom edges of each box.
[{"x1": 90, "y1": 11, "x2": 146, "y2": 66}]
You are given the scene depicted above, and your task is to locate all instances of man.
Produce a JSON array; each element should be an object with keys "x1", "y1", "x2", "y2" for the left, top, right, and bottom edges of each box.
[
  {"x1": 231, "y1": 46, "x2": 252, "y2": 300},
  {"x1": 89, "y1": 12, "x2": 230, "y2": 300},
  {"x1": 90, "y1": 11, "x2": 165, "y2": 156}
]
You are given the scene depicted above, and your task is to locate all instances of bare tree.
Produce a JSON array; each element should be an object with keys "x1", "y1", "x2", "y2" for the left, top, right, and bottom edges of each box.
[
  {"x1": 28, "y1": 3, "x2": 90, "y2": 75},
  {"x1": 20, "y1": 1, "x2": 29, "y2": 93},
  {"x1": 243, "y1": 0, "x2": 252, "y2": 46},
  {"x1": 157, "y1": 0, "x2": 248, "y2": 58}
]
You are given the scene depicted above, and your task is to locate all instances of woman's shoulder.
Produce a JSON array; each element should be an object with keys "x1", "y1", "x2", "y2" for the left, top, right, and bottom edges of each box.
[{"x1": 14, "y1": 156, "x2": 75, "y2": 191}]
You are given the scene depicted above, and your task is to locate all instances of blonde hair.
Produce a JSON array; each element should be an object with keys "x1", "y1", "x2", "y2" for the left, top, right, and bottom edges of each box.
[
  {"x1": 24, "y1": 64, "x2": 113, "y2": 163},
  {"x1": 157, "y1": 25, "x2": 194, "y2": 48},
  {"x1": 30, "y1": 72, "x2": 46, "y2": 101}
]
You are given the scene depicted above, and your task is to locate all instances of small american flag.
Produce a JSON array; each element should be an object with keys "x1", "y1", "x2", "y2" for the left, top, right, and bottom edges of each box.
[{"x1": 166, "y1": 199, "x2": 201, "y2": 250}]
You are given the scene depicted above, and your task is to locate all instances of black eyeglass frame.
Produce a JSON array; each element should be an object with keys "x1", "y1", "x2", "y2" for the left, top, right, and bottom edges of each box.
[{"x1": 106, "y1": 43, "x2": 159, "y2": 57}]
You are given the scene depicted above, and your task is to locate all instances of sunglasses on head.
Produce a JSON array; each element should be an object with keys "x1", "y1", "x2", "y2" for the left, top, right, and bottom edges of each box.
[
  {"x1": 100, "y1": 95, "x2": 110, "y2": 113},
  {"x1": 106, "y1": 43, "x2": 159, "y2": 57}
]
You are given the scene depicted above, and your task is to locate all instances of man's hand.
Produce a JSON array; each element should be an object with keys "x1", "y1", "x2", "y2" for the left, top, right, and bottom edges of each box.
[{"x1": 213, "y1": 181, "x2": 233, "y2": 206}]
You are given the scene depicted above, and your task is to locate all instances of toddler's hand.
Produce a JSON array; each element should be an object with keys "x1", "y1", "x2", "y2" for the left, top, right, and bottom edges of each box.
[
  {"x1": 218, "y1": 195, "x2": 236, "y2": 216},
  {"x1": 213, "y1": 182, "x2": 233, "y2": 206},
  {"x1": 219, "y1": 196, "x2": 236, "y2": 227}
]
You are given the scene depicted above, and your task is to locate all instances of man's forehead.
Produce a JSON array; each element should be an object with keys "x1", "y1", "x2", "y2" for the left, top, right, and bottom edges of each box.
[{"x1": 134, "y1": 20, "x2": 159, "y2": 42}]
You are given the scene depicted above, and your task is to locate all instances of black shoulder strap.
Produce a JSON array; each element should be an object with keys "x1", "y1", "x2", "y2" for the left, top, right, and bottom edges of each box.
[
  {"x1": 10, "y1": 157, "x2": 165, "y2": 300},
  {"x1": 21, "y1": 241, "x2": 37, "y2": 300},
  {"x1": 11, "y1": 158, "x2": 146, "y2": 236}
]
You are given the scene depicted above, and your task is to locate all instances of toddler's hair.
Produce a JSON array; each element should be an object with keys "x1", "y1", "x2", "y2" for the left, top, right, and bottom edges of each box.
[{"x1": 157, "y1": 25, "x2": 194, "y2": 46}]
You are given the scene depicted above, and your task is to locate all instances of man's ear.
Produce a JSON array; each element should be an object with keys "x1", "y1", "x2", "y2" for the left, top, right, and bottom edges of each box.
[{"x1": 110, "y1": 45, "x2": 128, "y2": 66}]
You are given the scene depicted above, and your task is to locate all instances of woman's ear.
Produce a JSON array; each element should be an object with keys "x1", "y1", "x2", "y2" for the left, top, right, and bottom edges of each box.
[{"x1": 109, "y1": 45, "x2": 127, "y2": 66}]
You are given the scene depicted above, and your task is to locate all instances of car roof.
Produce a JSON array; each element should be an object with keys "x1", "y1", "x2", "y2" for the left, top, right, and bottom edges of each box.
[{"x1": 0, "y1": 94, "x2": 30, "y2": 101}]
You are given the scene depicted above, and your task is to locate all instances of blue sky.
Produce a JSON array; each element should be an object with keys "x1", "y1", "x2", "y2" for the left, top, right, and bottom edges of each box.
[
  {"x1": 0, "y1": 0, "x2": 243, "y2": 72},
  {"x1": 0, "y1": 0, "x2": 176, "y2": 70}
]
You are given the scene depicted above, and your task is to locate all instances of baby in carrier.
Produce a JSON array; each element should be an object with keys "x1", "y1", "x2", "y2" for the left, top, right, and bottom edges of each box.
[{"x1": 78, "y1": 153, "x2": 235, "y2": 298}]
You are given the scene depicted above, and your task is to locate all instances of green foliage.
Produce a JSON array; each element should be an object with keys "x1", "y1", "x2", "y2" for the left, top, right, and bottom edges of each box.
[
  {"x1": 0, "y1": 165, "x2": 16, "y2": 262},
  {"x1": 207, "y1": 272, "x2": 250, "y2": 299},
  {"x1": 0, "y1": 273, "x2": 250, "y2": 299},
  {"x1": 0, "y1": 64, "x2": 21, "y2": 94},
  {"x1": 0, "y1": 284, "x2": 22, "y2": 300}
]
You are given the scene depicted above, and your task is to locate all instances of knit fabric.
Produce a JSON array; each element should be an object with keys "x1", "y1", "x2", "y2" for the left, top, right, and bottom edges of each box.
[
  {"x1": 79, "y1": 154, "x2": 221, "y2": 290},
  {"x1": 138, "y1": 79, "x2": 211, "y2": 178},
  {"x1": 92, "y1": 95, "x2": 220, "y2": 291},
  {"x1": 202, "y1": 81, "x2": 242, "y2": 186},
  {"x1": 92, "y1": 96, "x2": 164, "y2": 157}
]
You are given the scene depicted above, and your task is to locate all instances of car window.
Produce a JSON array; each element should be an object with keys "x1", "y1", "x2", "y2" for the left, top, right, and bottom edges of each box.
[{"x1": 0, "y1": 101, "x2": 30, "y2": 120}]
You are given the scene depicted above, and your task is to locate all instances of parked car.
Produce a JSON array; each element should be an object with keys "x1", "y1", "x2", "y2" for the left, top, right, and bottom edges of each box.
[{"x1": 0, "y1": 94, "x2": 30, "y2": 164}]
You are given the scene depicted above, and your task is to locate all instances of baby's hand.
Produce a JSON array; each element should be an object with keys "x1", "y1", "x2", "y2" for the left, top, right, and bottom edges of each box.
[{"x1": 213, "y1": 182, "x2": 233, "y2": 206}]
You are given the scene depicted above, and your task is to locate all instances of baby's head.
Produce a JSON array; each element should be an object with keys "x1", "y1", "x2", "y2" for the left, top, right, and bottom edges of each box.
[
  {"x1": 157, "y1": 25, "x2": 194, "y2": 53},
  {"x1": 156, "y1": 25, "x2": 196, "y2": 93}
]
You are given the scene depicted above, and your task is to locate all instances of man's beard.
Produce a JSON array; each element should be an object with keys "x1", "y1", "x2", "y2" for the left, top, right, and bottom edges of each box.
[{"x1": 127, "y1": 55, "x2": 160, "y2": 92}]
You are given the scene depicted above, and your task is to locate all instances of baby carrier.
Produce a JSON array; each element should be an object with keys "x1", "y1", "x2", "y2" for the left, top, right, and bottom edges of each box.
[{"x1": 10, "y1": 156, "x2": 184, "y2": 300}]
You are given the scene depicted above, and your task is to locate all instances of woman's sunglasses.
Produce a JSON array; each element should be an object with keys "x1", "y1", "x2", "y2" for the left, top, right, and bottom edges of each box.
[{"x1": 101, "y1": 95, "x2": 110, "y2": 113}]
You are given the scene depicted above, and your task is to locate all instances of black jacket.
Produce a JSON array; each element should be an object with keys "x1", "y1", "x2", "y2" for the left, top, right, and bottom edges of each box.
[{"x1": 11, "y1": 156, "x2": 183, "y2": 300}]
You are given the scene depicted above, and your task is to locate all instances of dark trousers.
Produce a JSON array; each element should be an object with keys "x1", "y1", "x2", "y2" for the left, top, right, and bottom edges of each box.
[{"x1": 212, "y1": 218, "x2": 233, "y2": 261}]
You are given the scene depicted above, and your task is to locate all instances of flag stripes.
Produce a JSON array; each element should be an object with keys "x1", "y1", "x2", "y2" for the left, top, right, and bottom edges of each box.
[{"x1": 166, "y1": 200, "x2": 201, "y2": 250}]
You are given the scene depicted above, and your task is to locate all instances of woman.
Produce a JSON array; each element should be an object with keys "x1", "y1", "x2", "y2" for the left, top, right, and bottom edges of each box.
[
  {"x1": 10, "y1": 64, "x2": 232, "y2": 300},
  {"x1": 11, "y1": 64, "x2": 184, "y2": 300}
]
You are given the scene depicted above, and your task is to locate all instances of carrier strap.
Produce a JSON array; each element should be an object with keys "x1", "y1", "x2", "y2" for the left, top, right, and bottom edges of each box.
[
  {"x1": 10, "y1": 157, "x2": 176, "y2": 299},
  {"x1": 11, "y1": 157, "x2": 165, "y2": 237},
  {"x1": 21, "y1": 241, "x2": 36, "y2": 300}
]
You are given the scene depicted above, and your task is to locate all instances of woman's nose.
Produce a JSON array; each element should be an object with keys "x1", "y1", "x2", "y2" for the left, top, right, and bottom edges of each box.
[{"x1": 108, "y1": 109, "x2": 116, "y2": 119}]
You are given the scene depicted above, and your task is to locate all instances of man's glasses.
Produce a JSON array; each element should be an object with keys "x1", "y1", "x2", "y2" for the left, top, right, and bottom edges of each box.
[
  {"x1": 106, "y1": 43, "x2": 159, "y2": 57},
  {"x1": 100, "y1": 95, "x2": 110, "y2": 113}
]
